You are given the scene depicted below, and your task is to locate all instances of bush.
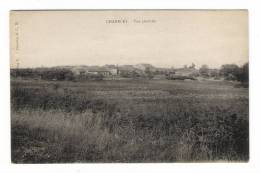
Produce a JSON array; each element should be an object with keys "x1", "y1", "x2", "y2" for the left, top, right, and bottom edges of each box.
[
  {"x1": 199, "y1": 64, "x2": 210, "y2": 77},
  {"x1": 237, "y1": 63, "x2": 249, "y2": 83},
  {"x1": 220, "y1": 63, "x2": 249, "y2": 83}
]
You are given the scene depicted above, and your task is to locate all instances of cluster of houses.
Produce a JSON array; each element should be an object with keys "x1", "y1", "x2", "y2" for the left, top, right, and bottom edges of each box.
[
  {"x1": 71, "y1": 66, "x2": 119, "y2": 77},
  {"x1": 69, "y1": 63, "x2": 202, "y2": 80},
  {"x1": 70, "y1": 64, "x2": 155, "y2": 77},
  {"x1": 11, "y1": 63, "x2": 221, "y2": 81}
]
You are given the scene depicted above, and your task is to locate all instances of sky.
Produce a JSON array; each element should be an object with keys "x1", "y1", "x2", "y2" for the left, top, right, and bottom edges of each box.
[{"x1": 10, "y1": 10, "x2": 248, "y2": 69}]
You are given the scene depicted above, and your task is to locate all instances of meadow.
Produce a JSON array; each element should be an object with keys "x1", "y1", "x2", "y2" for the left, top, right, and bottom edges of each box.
[{"x1": 11, "y1": 79, "x2": 249, "y2": 163}]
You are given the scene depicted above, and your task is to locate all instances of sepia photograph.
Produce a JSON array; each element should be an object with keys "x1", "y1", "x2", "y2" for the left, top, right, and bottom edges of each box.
[{"x1": 10, "y1": 10, "x2": 249, "y2": 163}]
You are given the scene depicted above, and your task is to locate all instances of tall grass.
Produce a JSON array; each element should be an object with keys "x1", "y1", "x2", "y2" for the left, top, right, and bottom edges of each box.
[{"x1": 11, "y1": 79, "x2": 249, "y2": 162}]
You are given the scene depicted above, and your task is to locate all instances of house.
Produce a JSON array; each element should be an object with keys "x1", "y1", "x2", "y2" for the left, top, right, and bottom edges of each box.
[
  {"x1": 108, "y1": 68, "x2": 118, "y2": 75},
  {"x1": 71, "y1": 67, "x2": 88, "y2": 75},
  {"x1": 174, "y1": 67, "x2": 199, "y2": 77},
  {"x1": 165, "y1": 66, "x2": 198, "y2": 80},
  {"x1": 71, "y1": 66, "x2": 118, "y2": 77},
  {"x1": 134, "y1": 64, "x2": 156, "y2": 72},
  {"x1": 87, "y1": 69, "x2": 111, "y2": 76}
]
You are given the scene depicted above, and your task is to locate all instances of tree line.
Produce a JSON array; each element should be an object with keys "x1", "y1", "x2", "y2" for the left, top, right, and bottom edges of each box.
[
  {"x1": 199, "y1": 62, "x2": 248, "y2": 83},
  {"x1": 10, "y1": 62, "x2": 248, "y2": 83}
]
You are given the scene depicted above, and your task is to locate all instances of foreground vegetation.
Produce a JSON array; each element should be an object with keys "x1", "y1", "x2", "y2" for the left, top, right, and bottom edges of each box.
[{"x1": 11, "y1": 79, "x2": 249, "y2": 162}]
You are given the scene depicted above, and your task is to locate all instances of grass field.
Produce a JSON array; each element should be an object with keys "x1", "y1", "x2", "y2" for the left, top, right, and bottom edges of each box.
[{"x1": 11, "y1": 79, "x2": 249, "y2": 163}]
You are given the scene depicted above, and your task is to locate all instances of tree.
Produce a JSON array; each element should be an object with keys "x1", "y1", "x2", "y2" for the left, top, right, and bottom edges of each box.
[
  {"x1": 64, "y1": 71, "x2": 75, "y2": 81},
  {"x1": 189, "y1": 63, "x2": 196, "y2": 69},
  {"x1": 237, "y1": 62, "x2": 249, "y2": 83},
  {"x1": 131, "y1": 70, "x2": 141, "y2": 79},
  {"x1": 220, "y1": 64, "x2": 240, "y2": 80},
  {"x1": 144, "y1": 67, "x2": 154, "y2": 79},
  {"x1": 209, "y1": 69, "x2": 219, "y2": 78},
  {"x1": 199, "y1": 64, "x2": 209, "y2": 77}
]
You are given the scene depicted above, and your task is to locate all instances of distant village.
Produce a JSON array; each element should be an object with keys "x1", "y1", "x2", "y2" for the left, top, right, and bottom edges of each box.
[{"x1": 10, "y1": 62, "x2": 248, "y2": 83}]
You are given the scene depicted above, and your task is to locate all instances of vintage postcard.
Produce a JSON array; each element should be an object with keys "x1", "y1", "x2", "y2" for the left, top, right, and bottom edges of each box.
[{"x1": 10, "y1": 10, "x2": 249, "y2": 163}]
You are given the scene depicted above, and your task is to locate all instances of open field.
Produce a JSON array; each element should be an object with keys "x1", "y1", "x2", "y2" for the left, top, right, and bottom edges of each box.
[{"x1": 11, "y1": 79, "x2": 249, "y2": 163}]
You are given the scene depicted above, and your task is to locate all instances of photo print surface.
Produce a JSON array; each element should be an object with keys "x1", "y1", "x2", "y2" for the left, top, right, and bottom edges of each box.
[{"x1": 10, "y1": 10, "x2": 249, "y2": 163}]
